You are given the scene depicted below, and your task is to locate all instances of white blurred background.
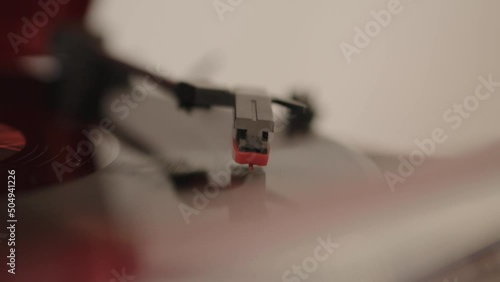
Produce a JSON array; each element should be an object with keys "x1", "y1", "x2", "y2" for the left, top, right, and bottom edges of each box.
[{"x1": 86, "y1": 0, "x2": 500, "y2": 156}]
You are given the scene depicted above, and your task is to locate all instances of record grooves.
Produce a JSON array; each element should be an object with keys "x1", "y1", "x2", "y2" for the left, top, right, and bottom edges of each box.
[{"x1": 0, "y1": 120, "x2": 98, "y2": 190}]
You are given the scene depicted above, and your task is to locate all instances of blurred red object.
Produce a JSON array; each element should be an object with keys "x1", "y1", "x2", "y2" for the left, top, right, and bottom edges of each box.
[
  {"x1": 0, "y1": 1, "x2": 95, "y2": 188},
  {"x1": 0, "y1": 0, "x2": 91, "y2": 58},
  {"x1": 0, "y1": 124, "x2": 25, "y2": 152}
]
